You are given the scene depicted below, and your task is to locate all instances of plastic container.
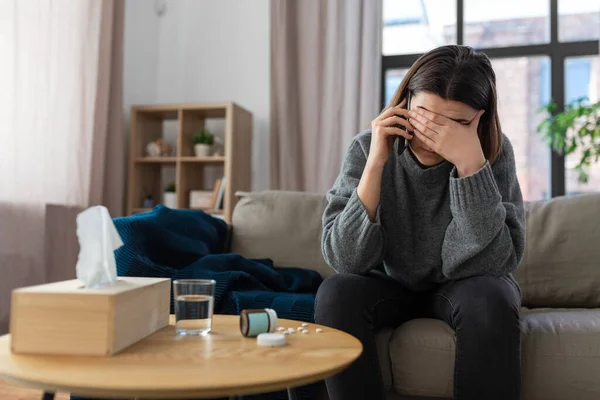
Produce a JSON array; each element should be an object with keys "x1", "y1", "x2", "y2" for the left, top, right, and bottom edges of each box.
[{"x1": 240, "y1": 308, "x2": 278, "y2": 337}]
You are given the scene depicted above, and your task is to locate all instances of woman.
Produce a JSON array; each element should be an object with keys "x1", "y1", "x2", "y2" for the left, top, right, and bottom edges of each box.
[{"x1": 316, "y1": 45, "x2": 525, "y2": 400}]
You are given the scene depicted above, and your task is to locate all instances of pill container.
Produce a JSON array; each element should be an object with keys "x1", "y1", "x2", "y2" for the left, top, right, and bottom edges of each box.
[{"x1": 240, "y1": 308, "x2": 278, "y2": 337}]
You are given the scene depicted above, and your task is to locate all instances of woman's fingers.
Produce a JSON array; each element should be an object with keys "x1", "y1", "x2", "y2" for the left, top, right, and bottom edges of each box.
[
  {"x1": 374, "y1": 97, "x2": 409, "y2": 122},
  {"x1": 408, "y1": 113, "x2": 442, "y2": 134},
  {"x1": 392, "y1": 108, "x2": 410, "y2": 118},
  {"x1": 413, "y1": 129, "x2": 437, "y2": 149},
  {"x1": 374, "y1": 107, "x2": 399, "y2": 122},
  {"x1": 408, "y1": 116, "x2": 438, "y2": 140},
  {"x1": 408, "y1": 108, "x2": 447, "y2": 127},
  {"x1": 382, "y1": 126, "x2": 413, "y2": 140},
  {"x1": 380, "y1": 115, "x2": 414, "y2": 132}
]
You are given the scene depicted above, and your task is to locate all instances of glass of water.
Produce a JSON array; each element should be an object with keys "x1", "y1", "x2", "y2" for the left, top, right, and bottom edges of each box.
[{"x1": 173, "y1": 279, "x2": 216, "y2": 336}]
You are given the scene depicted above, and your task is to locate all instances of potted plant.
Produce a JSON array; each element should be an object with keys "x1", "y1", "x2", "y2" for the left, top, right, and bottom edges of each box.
[
  {"x1": 538, "y1": 97, "x2": 600, "y2": 184},
  {"x1": 192, "y1": 129, "x2": 214, "y2": 157},
  {"x1": 163, "y1": 182, "x2": 177, "y2": 209}
]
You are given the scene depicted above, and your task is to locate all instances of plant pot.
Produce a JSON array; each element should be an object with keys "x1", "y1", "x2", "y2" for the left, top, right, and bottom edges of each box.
[
  {"x1": 194, "y1": 144, "x2": 212, "y2": 157},
  {"x1": 163, "y1": 192, "x2": 177, "y2": 209}
]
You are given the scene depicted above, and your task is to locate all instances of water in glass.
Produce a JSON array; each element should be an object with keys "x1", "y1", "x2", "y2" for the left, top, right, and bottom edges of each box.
[{"x1": 175, "y1": 294, "x2": 214, "y2": 335}]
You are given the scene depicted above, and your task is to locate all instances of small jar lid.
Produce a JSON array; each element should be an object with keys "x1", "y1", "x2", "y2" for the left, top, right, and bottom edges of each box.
[
  {"x1": 264, "y1": 308, "x2": 278, "y2": 332},
  {"x1": 257, "y1": 333, "x2": 286, "y2": 347}
]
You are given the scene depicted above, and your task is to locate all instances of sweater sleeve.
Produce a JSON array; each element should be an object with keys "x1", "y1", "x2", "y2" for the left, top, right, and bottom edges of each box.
[
  {"x1": 441, "y1": 136, "x2": 526, "y2": 280},
  {"x1": 321, "y1": 135, "x2": 385, "y2": 274}
]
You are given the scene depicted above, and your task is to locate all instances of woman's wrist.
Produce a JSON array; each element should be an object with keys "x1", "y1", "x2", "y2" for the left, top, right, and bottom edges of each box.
[
  {"x1": 365, "y1": 156, "x2": 387, "y2": 171},
  {"x1": 455, "y1": 154, "x2": 486, "y2": 177},
  {"x1": 358, "y1": 158, "x2": 385, "y2": 222}
]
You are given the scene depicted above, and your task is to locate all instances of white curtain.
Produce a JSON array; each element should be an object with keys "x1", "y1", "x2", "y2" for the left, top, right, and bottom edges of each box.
[
  {"x1": 0, "y1": 0, "x2": 124, "y2": 333},
  {"x1": 270, "y1": 0, "x2": 382, "y2": 192}
]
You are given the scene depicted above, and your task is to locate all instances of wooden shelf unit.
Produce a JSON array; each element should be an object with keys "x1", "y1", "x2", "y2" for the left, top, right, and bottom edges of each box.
[{"x1": 127, "y1": 102, "x2": 252, "y2": 222}]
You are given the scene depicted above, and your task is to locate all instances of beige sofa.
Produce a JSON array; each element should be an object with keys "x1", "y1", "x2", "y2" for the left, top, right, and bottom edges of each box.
[{"x1": 230, "y1": 190, "x2": 600, "y2": 400}]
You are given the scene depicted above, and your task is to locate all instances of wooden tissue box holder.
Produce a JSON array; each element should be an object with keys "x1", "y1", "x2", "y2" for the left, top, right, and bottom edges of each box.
[{"x1": 10, "y1": 277, "x2": 170, "y2": 356}]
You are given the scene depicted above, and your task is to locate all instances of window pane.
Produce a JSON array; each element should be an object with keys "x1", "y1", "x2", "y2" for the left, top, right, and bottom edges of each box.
[
  {"x1": 382, "y1": 0, "x2": 456, "y2": 55},
  {"x1": 384, "y1": 68, "x2": 409, "y2": 106},
  {"x1": 559, "y1": 0, "x2": 600, "y2": 42},
  {"x1": 565, "y1": 56, "x2": 600, "y2": 194},
  {"x1": 464, "y1": 0, "x2": 549, "y2": 48},
  {"x1": 493, "y1": 57, "x2": 551, "y2": 201}
]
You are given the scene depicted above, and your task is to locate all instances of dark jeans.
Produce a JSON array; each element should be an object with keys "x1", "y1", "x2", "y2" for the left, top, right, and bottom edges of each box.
[{"x1": 314, "y1": 273, "x2": 521, "y2": 400}]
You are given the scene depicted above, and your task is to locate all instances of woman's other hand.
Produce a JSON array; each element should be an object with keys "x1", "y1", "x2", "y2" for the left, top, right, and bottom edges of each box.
[{"x1": 408, "y1": 107, "x2": 486, "y2": 177}]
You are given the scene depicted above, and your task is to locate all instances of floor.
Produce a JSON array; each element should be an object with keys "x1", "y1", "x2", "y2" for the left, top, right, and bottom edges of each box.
[{"x1": 0, "y1": 380, "x2": 69, "y2": 400}]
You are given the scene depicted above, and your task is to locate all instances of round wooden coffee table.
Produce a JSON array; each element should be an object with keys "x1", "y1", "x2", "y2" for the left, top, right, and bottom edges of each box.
[{"x1": 0, "y1": 315, "x2": 362, "y2": 399}]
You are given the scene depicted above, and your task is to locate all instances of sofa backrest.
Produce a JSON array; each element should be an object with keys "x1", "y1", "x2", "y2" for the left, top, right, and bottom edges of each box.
[
  {"x1": 514, "y1": 193, "x2": 600, "y2": 308},
  {"x1": 230, "y1": 190, "x2": 600, "y2": 308},
  {"x1": 230, "y1": 191, "x2": 335, "y2": 279}
]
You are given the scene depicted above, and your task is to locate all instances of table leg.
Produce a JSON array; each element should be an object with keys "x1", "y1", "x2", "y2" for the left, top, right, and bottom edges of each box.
[
  {"x1": 41, "y1": 393, "x2": 55, "y2": 400},
  {"x1": 287, "y1": 387, "x2": 298, "y2": 400}
]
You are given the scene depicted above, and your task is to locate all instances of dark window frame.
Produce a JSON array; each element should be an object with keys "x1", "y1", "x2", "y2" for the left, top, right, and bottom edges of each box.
[{"x1": 381, "y1": 0, "x2": 600, "y2": 197}]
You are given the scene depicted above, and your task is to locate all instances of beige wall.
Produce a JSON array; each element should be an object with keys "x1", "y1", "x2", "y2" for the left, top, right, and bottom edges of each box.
[{"x1": 123, "y1": 0, "x2": 270, "y2": 191}]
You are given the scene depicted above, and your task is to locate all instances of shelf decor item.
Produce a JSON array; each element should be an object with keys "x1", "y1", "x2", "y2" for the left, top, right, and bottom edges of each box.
[
  {"x1": 143, "y1": 195, "x2": 154, "y2": 209},
  {"x1": 146, "y1": 139, "x2": 173, "y2": 157},
  {"x1": 163, "y1": 183, "x2": 177, "y2": 209},
  {"x1": 189, "y1": 190, "x2": 214, "y2": 209},
  {"x1": 209, "y1": 178, "x2": 222, "y2": 208},
  {"x1": 193, "y1": 129, "x2": 214, "y2": 157},
  {"x1": 211, "y1": 136, "x2": 225, "y2": 156},
  {"x1": 215, "y1": 176, "x2": 226, "y2": 210}
]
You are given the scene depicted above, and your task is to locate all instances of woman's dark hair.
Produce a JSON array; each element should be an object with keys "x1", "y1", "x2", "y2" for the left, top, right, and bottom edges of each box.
[{"x1": 389, "y1": 45, "x2": 502, "y2": 163}]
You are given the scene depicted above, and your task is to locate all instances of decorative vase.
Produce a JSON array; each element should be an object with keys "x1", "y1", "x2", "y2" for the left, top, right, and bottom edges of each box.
[
  {"x1": 163, "y1": 192, "x2": 177, "y2": 209},
  {"x1": 142, "y1": 195, "x2": 154, "y2": 209},
  {"x1": 194, "y1": 144, "x2": 212, "y2": 157}
]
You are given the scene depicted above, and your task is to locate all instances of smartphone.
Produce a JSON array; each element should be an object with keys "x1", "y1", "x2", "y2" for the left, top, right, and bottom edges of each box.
[{"x1": 396, "y1": 90, "x2": 411, "y2": 155}]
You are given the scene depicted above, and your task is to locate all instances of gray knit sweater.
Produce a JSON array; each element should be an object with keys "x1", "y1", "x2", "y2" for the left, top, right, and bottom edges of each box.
[{"x1": 322, "y1": 131, "x2": 526, "y2": 291}]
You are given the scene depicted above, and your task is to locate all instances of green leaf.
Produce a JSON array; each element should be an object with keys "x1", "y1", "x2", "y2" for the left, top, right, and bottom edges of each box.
[{"x1": 537, "y1": 98, "x2": 600, "y2": 184}]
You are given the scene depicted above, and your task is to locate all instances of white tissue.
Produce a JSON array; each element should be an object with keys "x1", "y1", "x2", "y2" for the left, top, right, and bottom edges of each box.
[{"x1": 75, "y1": 206, "x2": 123, "y2": 288}]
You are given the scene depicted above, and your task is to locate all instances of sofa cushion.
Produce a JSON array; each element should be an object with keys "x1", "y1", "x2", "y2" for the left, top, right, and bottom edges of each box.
[
  {"x1": 389, "y1": 319, "x2": 455, "y2": 398},
  {"x1": 513, "y1": 193, "x2": 600, "y2": 307},
  {"x1": 387, "y1": 309, "x2": 600, "y2": 399},
  {"x1": 520, "y1": 308, "x2": 600, "y2": 400},
  {"x1": 230, "y1": 191, "x2": 334, "y2": 278}
]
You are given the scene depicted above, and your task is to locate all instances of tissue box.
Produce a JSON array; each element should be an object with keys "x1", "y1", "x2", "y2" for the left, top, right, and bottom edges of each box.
[{"x1": 10, "y1": 277, "x2": 170, "y2": 356}]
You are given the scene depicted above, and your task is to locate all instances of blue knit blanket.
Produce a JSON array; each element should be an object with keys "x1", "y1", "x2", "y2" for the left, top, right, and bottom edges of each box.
[
  {"x1": 71, "y1": 206, "x2": 322, "y2": 400},
  {"x1": 113, "y1": 205, "x2": 322, "y2": 321}
]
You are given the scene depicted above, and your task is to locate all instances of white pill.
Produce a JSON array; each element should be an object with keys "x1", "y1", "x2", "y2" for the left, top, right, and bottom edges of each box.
[
  {"x1": 277, "y1": 327, "x2": 285, "y2": 332},
  {"x1": 316, "y1": 328, "x2": 323, "y2": 333},
  {"x1": 302, "y1": 329, "x2": 309, "y2": 334},
  {"x1": 302, "y1": 323, "x2": 308, "y2": 327},
  {"x1": 288, "y1": 328, "x2": 295, "y2": 332}
]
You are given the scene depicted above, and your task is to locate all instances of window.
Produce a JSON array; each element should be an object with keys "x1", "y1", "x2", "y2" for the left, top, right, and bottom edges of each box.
[
  {"x1": 382, "y1": 0, "x2": 456, "y2": 55},
  {"x1": 493, "y1": 57, "x2": 551, "y2": 200},
  {"x1": 565, "y1": 56, "x2": 600, "y2": 194},
  {"x1": 384, "y1": 68, "x2": 409, "y2": 105},
  {"x1": 381, "y1": 0, "x2": 600, "y2": 200},
  {"x1": 559, "y1": 0, "x2": 600, "y2": 42},
  {"x1": 464, "y1": 0, "x2": 550, "y2": 47}
]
